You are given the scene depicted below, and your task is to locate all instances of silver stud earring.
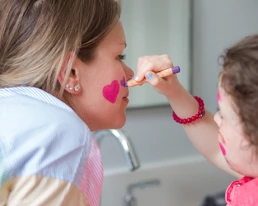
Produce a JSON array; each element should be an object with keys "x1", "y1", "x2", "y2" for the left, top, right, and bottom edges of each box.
[
  {"x1": 74, "y1": 84, "x2": 81, "y2": 92},
  {"x1": 66, "y1": 83, "x2": 73, "y2": 90}
]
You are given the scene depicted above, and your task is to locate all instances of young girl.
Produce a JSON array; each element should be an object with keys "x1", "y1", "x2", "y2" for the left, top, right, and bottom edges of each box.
[
  {"x1": 134, "y1": 35, "x2": 258, "y2": 205},
  {"x1": 0, "y1": 0, "x2": 133, "y2": 205}
]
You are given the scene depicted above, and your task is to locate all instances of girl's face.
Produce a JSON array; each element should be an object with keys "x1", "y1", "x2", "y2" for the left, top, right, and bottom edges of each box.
[
  {"x1": 73, "y1": 20, "x2": 134, "y2": 131},
  {"x1": 214, "y1": 84, "x2": 258, "y2": 177}
]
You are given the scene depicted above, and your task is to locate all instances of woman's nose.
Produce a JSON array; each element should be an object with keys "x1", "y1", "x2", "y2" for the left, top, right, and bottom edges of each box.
[{"x1": 123, "y1": 63, "x2": 134, "y2": 80}]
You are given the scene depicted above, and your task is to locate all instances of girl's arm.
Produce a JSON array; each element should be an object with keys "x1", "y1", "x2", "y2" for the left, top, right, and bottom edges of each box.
[
  {"x1": 165, "y1": 81, "x2": 241, "y2": 178},
  {"x1": 134, "y1": 55, "x2": 241, "y2": 178}
]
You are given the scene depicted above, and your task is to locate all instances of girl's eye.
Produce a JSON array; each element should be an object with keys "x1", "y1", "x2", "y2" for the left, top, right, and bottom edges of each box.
[
  {"x1": 118, "y1": 54, "x2": 126, "y2": 60},
  {"x1": 218, "y1": 111, "x2": 223, "y2": 119},
  {"x1": 216, "y1": 107, "x2": 223, "y2": 119}
]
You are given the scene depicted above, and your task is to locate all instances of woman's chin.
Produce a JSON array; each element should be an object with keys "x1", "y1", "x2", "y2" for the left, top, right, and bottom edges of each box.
[
  {"x1": 111, "y1": 117, "x2": 126, "y2": 129},
  {"x1": 98, "y1": 116, "x2": 126, "y2": 130}
]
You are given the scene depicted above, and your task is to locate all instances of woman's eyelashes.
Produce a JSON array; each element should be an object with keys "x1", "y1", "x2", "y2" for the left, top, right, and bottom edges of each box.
[{"x1": 118, "y1": 54, "x2": 126, "y2": 60}]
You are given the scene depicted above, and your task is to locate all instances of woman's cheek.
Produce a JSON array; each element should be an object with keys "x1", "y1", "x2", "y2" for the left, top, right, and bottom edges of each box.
[{"x1": 102, "y1": 80, "x2": 120, "y2": 104}]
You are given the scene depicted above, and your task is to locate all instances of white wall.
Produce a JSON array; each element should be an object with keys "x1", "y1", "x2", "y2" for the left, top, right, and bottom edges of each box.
[
  {"x1": 192, "y1": 0, "x2": 258, "y2": 112},
  {"x1": 100, "y1": 0, "x2": 258, "y2": 170},
  {"x1": 121, "y1": 0, "x2": 191, "y2": 108}
]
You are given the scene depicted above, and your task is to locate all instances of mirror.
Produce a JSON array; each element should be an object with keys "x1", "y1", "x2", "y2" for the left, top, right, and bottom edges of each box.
[{"x1": 120, "y1": 0, "x2": 191, "y2": 108}]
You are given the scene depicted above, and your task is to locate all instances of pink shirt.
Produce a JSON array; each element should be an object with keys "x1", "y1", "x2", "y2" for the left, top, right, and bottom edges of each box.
[{"x1": 226, "y1": 176, "x2": 258, "y2": 205}]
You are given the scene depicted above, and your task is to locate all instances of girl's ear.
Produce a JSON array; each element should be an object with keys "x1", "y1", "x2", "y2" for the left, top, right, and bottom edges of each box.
[{"x1": 57, "y1": 53, "x2": 81, "y2": 94}]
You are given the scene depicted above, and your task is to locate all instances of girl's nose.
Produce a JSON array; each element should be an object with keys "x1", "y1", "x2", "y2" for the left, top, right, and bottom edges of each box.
[{"x1": 214, "y1": 111, "x2": 221, "y2": 127}]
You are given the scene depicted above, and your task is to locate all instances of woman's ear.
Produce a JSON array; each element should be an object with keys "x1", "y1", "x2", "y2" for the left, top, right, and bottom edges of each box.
[{"x1": 58, "y1": 53, "x2": 81, "y2": 94}]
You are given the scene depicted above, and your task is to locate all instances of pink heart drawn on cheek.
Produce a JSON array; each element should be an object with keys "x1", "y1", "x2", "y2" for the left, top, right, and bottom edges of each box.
[{"x1": 102, "y1": 80, "x2": 120, "y2": 104}]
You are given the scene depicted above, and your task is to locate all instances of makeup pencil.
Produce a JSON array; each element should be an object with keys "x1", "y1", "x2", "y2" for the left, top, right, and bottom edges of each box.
[{"x1": 127, "y1": 66, "x2": 180, "y2": 87}]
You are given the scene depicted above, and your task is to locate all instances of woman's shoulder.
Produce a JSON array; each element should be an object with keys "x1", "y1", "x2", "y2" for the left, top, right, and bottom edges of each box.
[
  {"x1": 0, "y1": 87, "x2": 93, "y2": 187},
  {"x1": 0, "y1": 86, "x2": 92, "y2": 149},
  {"x1": 0, "y1": 86, "x2": 86, "y2": 131}
]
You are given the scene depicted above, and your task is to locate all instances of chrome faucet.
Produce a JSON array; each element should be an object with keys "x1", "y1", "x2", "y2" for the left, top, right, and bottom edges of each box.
[
  {"x1": 93, "y1": 129, "x2": 140, "y2": 171},
  {"x1": 124, "y1": 179, "x2": 161, "y2": 206}
]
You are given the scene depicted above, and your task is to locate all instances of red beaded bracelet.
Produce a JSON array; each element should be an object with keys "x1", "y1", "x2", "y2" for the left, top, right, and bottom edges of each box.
[{"x1": 172, "y1": 96, "x2": 205, "y2": 124}]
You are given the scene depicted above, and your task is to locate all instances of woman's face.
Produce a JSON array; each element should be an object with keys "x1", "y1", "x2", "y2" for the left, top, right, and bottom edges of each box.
[{"x1": 73, "y1": 20, "x2": 134, "y2": 131}]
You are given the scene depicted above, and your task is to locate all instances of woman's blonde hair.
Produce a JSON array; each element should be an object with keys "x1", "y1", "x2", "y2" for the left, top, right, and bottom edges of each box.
[{"x1": 0, "y1": 0, "x2": 120, "y2": 96}]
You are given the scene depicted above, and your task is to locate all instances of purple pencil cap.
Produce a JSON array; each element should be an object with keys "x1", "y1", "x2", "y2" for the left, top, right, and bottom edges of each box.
[{"x1": 172, "y1": 66, "x2": 180, "y2": 74}]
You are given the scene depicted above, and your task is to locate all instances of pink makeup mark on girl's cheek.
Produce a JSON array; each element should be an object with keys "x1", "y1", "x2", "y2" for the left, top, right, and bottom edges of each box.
[
  {"x1": 219, "y1": 142, "x2": 226, "y2": 156},
  {"x1": 217, "y1": 91, "x2": 221, "y2": 102},
  {"x1": 102, "y1": 80, "x2": 120, "y2": 104},
  {"x1": 120, "y1": 77, "x2": 128, "y2": 87}
]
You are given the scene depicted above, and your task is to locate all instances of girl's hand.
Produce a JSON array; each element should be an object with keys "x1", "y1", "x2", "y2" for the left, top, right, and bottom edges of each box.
[{"x1": 134, "y1": 55, "x2": 181, "y2": 98}]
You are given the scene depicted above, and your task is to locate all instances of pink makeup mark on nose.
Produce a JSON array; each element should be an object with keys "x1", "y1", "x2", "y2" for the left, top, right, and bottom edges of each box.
[
  {"x1": 217, "y1": 91, "x2": 221, "y2": 102},
  {"x1": 120, "y1": 77, "x2": 128, "y2": 87},
  {"x1": 219, "y1": 142, "x2": 226, "y2": 156},
  {"x1": 102, "y1": 80, "x2": 120, "y2": 104}
]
